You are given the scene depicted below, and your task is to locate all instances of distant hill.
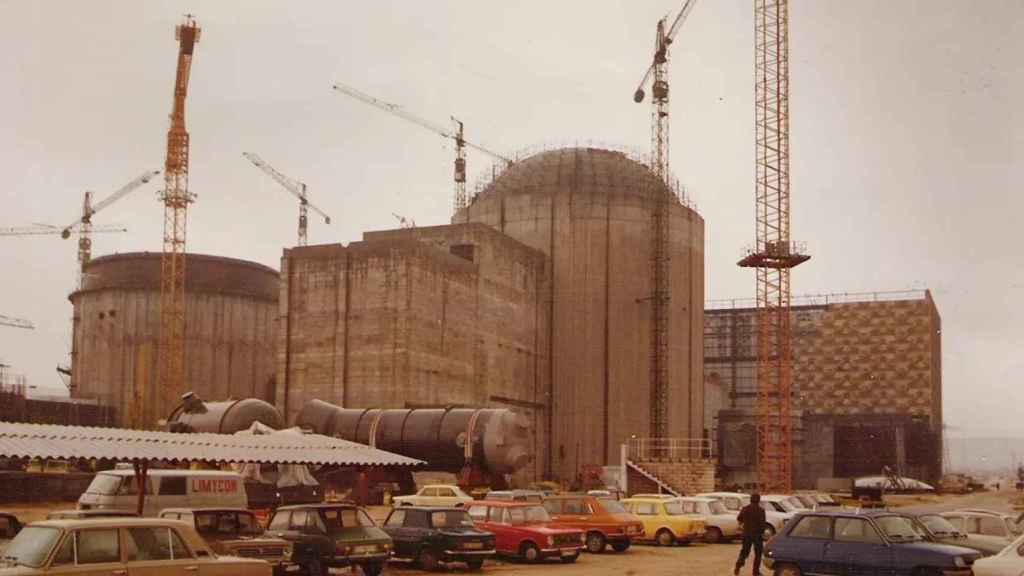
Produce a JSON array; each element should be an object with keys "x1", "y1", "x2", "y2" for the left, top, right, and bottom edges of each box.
[{"x1": 946, "y1": 437, "x2": 1024, "y2": 473}]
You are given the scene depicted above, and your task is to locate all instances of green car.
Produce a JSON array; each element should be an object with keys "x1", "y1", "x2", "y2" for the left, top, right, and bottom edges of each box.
[{"x1": 267, "y1": 503, "x2": 392, "y2": 576}]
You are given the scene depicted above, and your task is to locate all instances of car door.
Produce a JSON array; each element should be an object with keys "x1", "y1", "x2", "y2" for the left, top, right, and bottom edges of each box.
[
  {"x1": 123, "y1": 526, "x2": 199, "y2": 576},
  {"x1": 418, "y1": 487, "x2": 437, "y2": 506},
  {"x1": 825, "y1": 517, "x2": 891, "y2": 576},
  {"x1": 467, "y1": 505, "x2": 506, "y2": 553},
  {"x1": 384, "y1": 509, "x2": 413, "y2": 558},
  {"x1": 403, "y1": 509, "x2": 430, "y2": 557},
  {"x1": 46, "y1": 527, "x2": 127, "y2": 576},
  {"x1": 784, "y1": 515, "x2": 834, "y2": 575},
  {"x1": 436, "y1": 487, "x2": 458, "y2": 506}
]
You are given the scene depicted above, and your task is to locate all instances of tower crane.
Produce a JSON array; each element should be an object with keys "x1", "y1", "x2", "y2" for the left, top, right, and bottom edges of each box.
[
  {"x1": 242, "y1": 152, "x2": 331, "y2": 246},
  {"x1": 738, "y1": 0, "x2": 809, "y2": 492},
  {"x1": 631, "y1": 0, "x2": 698, "y2": 439},
  {"x1": 331, "y1": 82, "x2": 511, "y2": 215},
  {"x1": 157, "y1": 15, "x2": 200, "y2": 427},
  {"x1": 0, "y1": 315, "x2": 34, "y2": 330},
  {"x1": 58, "y1": 170, "x2": 160, "y2": 282},
  {"x1": 633, "y1": 0, "x2": 699, "y2": 182}
]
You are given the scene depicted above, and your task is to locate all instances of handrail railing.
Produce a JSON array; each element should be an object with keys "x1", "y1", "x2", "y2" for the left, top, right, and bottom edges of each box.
[{"x1": 627, "y1": 437, "x2": 713, "y2": 461}]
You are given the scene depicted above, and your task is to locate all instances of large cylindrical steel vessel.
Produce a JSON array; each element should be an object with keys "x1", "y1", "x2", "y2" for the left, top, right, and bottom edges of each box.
[
  {"x1": 69, "y1": 252, "x2": 279, "y2": 429},
  {"x1": 166, "y1": 393, "x2": 285, "y2": 433},
  {"x1": 296, "y1": 399, "x2": 531, "y2": 475},
  {"x1": 455, "y1": 147, "x2": 705, "y2": 480}
]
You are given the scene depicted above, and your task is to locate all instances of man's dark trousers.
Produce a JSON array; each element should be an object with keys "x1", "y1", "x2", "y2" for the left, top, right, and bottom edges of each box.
[{"x1": 735, "y1": 533, "x2": 764, "y2": 576}]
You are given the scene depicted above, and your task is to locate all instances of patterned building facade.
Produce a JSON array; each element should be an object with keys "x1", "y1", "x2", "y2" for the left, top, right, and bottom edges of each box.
[{"x1": 705, "y1": 291, "x2": 942, "y2": 488}]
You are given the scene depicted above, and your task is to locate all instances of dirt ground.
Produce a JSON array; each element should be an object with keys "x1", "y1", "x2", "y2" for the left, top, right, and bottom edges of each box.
[{"x1": 4, "y1": 491, "x2": 1019, "y2": 576}]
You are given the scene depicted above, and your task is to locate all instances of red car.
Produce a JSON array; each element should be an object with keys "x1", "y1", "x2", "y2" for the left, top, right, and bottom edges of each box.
[{"x1": 467, "y1": 500, "x2": 585, "y2": 563}]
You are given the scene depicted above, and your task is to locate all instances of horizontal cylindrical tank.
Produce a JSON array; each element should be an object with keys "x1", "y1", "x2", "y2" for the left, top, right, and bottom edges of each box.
[
  {"x1": 166, "y1": 392, "x2": 285, "y2": 433},
  {"x1": 69, "y1": 252, "x2": 279, "y2": 429},
  {"x1": 296, "y1": 399, "x2": 531, "y2": 475}
]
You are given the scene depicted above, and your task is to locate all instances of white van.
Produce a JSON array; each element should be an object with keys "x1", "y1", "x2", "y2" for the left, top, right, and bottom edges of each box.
[{"x1": 78, "y1": 469, "x2": 248, "y2": 516}]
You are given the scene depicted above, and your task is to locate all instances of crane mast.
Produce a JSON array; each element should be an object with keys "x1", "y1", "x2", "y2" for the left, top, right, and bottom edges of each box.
[
  {"x1": 632, "y1": 0, "x2": 697, "y2": 438},
  {"x1": 242, "y1": 152, "x2": 331, "y2": 246},
  {"x1": 157, "y1": 15, "x2": 200, "y2": 427},
  {"x1": 739, "y1": 0, "x2": 809, "y2": 492},
  {"x1": 331, "y1": 82, "x2": 511, "y2": 215}
]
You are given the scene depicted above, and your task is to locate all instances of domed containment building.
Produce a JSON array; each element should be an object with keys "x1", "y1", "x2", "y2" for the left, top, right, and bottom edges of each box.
[
  {"x1": 458, "y1": 148, "x2": 705, "y2": 478},
  {"x1": 70, "y1": 253, "x2": 279, "y2": 429},
  {"x1": 276, "y1": 147, "x2": 705, "y2": 481}
]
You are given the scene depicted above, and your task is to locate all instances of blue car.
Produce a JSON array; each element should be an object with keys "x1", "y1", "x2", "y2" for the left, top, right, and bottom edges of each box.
[{"x1": 765, "y1": 510, "x2": 981, "y2": 576}]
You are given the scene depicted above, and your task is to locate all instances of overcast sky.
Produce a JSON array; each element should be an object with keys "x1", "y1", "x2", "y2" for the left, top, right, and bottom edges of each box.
[{"x1": 1, "y1": 1, "x2": 1021, "y2": 438}]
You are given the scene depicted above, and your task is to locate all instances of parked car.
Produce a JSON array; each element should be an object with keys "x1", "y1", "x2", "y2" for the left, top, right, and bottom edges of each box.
[
  {"x1": 902, "y1": 511, "x2": 1007, "y2": 556},
  {"x1": 393, "y1": 484, "x2": 474, "y2": 508},
  {"x1": 974, "y1": 532, "x2": 1024, "y2": 576},
  {"x1": 484, "y1": 490, "x2": 545, "y2": 503},
  {"x1": 467, "y1": 500, "x2": 584, "y2": 563},
  {"x1": 267, "y1": 503, "x2": 391, "y2": 576},
  {"x1": 78, "y1": 469, "x2": 248, "y2": 516},
  {"x1": 630, "y1": 493, "x2": 678, "y2": 500},
  {"x1": 941, "y1": 510, "x2": 1022, "y2": 549},
  {"x1": 0, "y1": 517, "x2": 271, "y2": 575},
  {"x1": 160, "y1": 507, "x2": 297, "y2": 575},
  {"x1": 0, "y1": 512, "x2": 22, "y2": 553},
  {"x1": 765, "y1": 511, "x2": 981, "y2": 576},
  {"x1": 676, "y1": 496, "x2": 741, "y2": 543},
  {"x1": 543, "y1": 494, "x2": 644, "y2": 553},
  {"x1": 698, "y1": 492, "x2": 789, "y2": 538},
  {"x1": 587, "y1": 488, "x2": 626, "y2": 500},
  {"x1": 621, "y1": 497, "x2": 706, "y2": 546},
  {"x1": 382, "y1": 506, "x2": 495, "y2": 571},
  {"x1": 47, "y1": 509, "x2": 138, "y2": 520}
]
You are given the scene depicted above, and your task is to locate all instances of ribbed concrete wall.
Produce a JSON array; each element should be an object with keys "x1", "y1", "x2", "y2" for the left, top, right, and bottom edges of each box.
[
  {"x1": 455, "y1": 148, "x2": 705, "y2": 480},
  {"x1": 69, "y1": 253, "x2": 279, "y2": 429},
  {"x1": 276, "y1": 224, "x2": 548, "y2": 481}
]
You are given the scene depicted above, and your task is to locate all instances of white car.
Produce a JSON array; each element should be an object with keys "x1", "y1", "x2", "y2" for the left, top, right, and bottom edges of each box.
[
  {"x1": 941, "y1": 510, "x2": 1022, "y2": 549},
  {"x1": 675, "y1": 497, "x2": 741, "y2": 543},
  {"x1": 973, "y1": 532, "x2": 1024, "y2": 576},
  {"x1": 392, "y1": 484, "x2": 474, "y2": 507},
  {"x1": 696, "y1": 492, "x2": 788, "y2": 539}
]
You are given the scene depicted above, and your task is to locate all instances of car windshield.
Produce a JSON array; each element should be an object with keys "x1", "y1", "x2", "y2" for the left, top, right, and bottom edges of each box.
[
  {"x1": 773, "y1": 499, "x2": 799, "y2": 513},
  {"x1": 431, "y1": 510, "x2": 475, "y2": 529},
  {"x1": 919, "y1": 515, "x2": 960, "y2": 537},
  {"x1": 786, "y1": 497, "x2": 809, "y2": 509},
  {"x1": 507, "y1": 506, "x2": 552, "y2": 524},
  {"x1": 1, "y1": 526, "x2": 61, "y2": 568},
  {"x1": 877, "y1": 516, "x2": 923, "y2": 542},
  {"x1": 600, "y1": 499, "x2": 627, "y2": 514},
  {"x1": 85, "y1": 473, "x2": 122, "y2": 495},
  {"x1": 322, "y1": 508, "x2": 375, "y2": 532},
  {"x1": 195, "y1": 512, "x2": 263, "y2": 535}
]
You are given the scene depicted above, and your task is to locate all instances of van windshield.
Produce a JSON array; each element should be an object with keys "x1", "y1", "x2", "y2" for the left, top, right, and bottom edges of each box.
[{"x1": 85, "y1": 474, "x2": 122, "y2": 495}]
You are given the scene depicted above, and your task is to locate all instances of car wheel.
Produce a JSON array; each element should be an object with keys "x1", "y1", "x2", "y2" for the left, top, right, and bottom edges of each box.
[
  {"x1": 466, "y1": 558, "x2": 484, "y2": 571},
  {"x1": 585, "y1": 532, "x2": 606, "y2": 553},
  {"x1": 418, "y1": 548, "x2": 440, "y2": 571},
  {"x1": 560, "y1": 553, "x2": 579, "y2": 564},
  {"x1": 764, "y1": 524, "x2": 777, "y2": 540},
  {"x1": 611, "y1": 540, "x2": 630, "y2": 553},
  {"x1": 774, "y1": 563, "x2": 801, "y2": 576},
  {"x1": 656, "y1": 529, "x2": 676, "y2": 546},
  {"x1": 304, "y1": 559, "x2": 324, "y2": 576},
  {"x1": 705, "y1": 527, "x2": 724, "y2": 544},
  {"x1": 360, "y1": 562, "x2": 384, "y2": 576},
  {"x1": 520, "y1": 542, "x2": 541, "y2": 563}
]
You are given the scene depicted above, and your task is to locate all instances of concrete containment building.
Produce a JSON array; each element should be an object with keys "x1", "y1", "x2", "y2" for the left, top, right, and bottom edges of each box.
[
  {"x1": 70, "y1": 252, "x2": 279, "y2": 428},
  {"x1": 457, "y1": 148, "x2": 705, "y2": 480},
  {"x1": 705, "y1": 290, "x2": 943, "y2": 487}
]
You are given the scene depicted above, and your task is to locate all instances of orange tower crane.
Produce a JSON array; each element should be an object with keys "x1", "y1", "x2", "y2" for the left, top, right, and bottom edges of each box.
[
  {"x1": 157, "y1": 15, "x2": 200, "y2": 422},
  {"x1": 632, "y1": 0, "x2": 698, "y2": 438},
  {"x1": 59, "y1": 170, "x2": 160, "y2": 286},
  {"x1": 738, "y1": 0, "x2": 809, "y2": 492},
  {"x1": 331, "y1": 82, "x2": 511, "y2": 215}
]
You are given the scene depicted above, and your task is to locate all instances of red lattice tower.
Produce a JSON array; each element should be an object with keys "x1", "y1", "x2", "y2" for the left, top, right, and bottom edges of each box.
[
  {"x1": 739, "y1": 0, "x2": 808, "y2": 492},
  {"x1": 157, "y1": 16, "x2": 200, "y2": 427}
]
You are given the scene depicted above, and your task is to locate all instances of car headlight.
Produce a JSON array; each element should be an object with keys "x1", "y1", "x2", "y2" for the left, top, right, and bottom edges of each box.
[
  {"x1": 953, "y1": 557, "x2": 967, "y2": 568},
  {"x1": 547, "y1": 536, "x2": 554, "y2": 547},
  {"x1": 766, "y1": 550, "x2": 775, "y2": 558}
]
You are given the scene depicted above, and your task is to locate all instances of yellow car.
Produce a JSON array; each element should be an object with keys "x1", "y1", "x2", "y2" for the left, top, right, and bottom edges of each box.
[{"x1": 622, "y1": 497, "x2": 707, "y2": 546}]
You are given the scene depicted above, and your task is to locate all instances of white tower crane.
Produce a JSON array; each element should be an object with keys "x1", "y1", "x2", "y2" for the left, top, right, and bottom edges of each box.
[{"x1": 242, "y1": 152, "x2": 331, "y2": 246}]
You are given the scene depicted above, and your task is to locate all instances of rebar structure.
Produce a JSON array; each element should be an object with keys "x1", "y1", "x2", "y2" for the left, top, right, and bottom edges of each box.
[
  {"x1": 157, "y1": 16, "x2": 200, "y2": 428},
  {"x1": 739, "y1": 0, "x2": 809, "y2": 492}
]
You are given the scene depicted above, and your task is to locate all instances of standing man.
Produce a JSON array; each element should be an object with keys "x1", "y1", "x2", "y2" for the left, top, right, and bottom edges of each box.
[{"x1": 735, "y1": 493, "x2": 768, "y2": 576}]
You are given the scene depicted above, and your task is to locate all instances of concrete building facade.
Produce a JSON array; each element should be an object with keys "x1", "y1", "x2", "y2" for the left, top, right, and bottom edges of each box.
[
  {"x1": 69, "y1": 253, "x2": 279, "y2": 428},
  {"x1": 705, "y1": 290, "x2": 943, "y2": 487},
  {"x1": 457, "y1": 147, "x2": 705, "y2": 480}
]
